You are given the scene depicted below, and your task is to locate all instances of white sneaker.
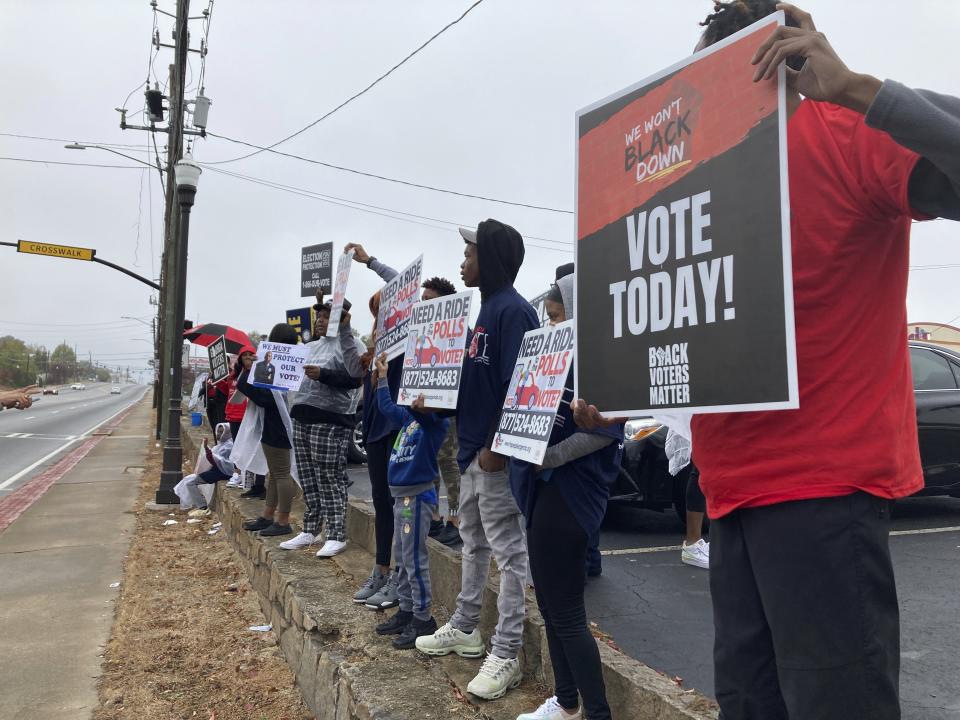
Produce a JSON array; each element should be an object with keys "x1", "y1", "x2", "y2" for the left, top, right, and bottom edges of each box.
[
  {"x1": 187, "y1": 508, "x2": 211, "y2": 518},
  {"x1": 681, "y1": 538, "x2": 710, "y2": 569},
  {"x1": 517, "y1": 696, "x2": 582, "y2": 720},
  {"x1": 415, "y1": 622, "x2": 484, "y2": 658},
  {"x1": 315, "y1": 540, "x2": 347, "y2": 558},
  {"x1": 467, "y1": 653, "x2": 522, "y2": 700},
  {"x1": 278, "y1": 532, "x2": 318, "y2": 550},
  {"x1": 225, "y1": 473, "x2": 242, "y2": 488}
]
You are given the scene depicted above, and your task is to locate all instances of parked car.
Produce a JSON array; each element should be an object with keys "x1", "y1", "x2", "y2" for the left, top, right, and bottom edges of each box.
[
  {"x1": 613, "y1": 340, "x2": 960, "y2": 523},
  {"x1": 42, "y1": 387, "x2": 59, "y2": 395},
  {"x1": 110, "y1": 386, "x2": 122, "y2": 394},
  {"x1": 348, "y1": 405, "x2": 367, "y2": 464}
]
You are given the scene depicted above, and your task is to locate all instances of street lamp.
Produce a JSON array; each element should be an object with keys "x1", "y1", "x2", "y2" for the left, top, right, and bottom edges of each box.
[
  {"x1": 157, "y1": 153, "x2": 201, "y2": 504},
  {"x1": 64, "y1": 143, "x2": 163, "y2": 173}
]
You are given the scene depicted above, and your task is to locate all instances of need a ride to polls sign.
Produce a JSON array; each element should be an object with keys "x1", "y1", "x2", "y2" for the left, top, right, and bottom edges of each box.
[{"x1": 576, "y1": 14, "x2": 797, "y2": 415}]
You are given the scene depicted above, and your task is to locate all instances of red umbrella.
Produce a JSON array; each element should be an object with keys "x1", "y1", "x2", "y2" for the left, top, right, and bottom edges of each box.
[{"x1": 183, "y1": 323, "x2": 254, "y2": 354}]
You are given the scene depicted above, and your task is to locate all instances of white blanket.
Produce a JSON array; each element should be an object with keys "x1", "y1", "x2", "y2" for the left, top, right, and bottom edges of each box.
[{"x1": 229, "y1": 389, "x2": 300, "y2": 486}]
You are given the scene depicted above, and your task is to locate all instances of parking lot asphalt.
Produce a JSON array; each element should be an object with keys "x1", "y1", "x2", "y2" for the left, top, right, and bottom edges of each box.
[{"x1": 346, "y1": 465, "x2": 960, "y2": 720}]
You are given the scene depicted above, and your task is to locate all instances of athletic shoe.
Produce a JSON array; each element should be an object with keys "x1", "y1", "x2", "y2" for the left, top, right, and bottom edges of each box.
[
  {"x1": 225, "y1": 473, "x2": 242, "y2": 488},
  {"x1": 279, "y1": 532, "x2": 318, "y2": 551},
  {"x1": 586, "y1": 565, "x2": 602, "y2": 579},
  {"x1": 681, "y1": 539, "x2": 710, "y2": 569},
  {"x1": 353, "y1": 567, "x2": 388, "y2": 603},
  {"x1": 393, "y1": 616, "x2": 438, "y2": 650},
  {"x1": 467, "y1": 654, "x2": 522, "y2": 700},
  {"x1": 375, "y1": 609, "x2": 412, "y2": 636},
  {"x1": 517, "y1": 696, "x2": 582, "y2": 720},
  {"x1": 240, "y1": 487, "x2": 265, "y2": 499},
  {"x1": 187, "y1": 508, "x2": 210, "y2": 518},
  {"x1": 243, "y1": 516, "x2": 272, "y2": 531},
  {"x1": 437, "y1": 522, "x2": 462, "y2": 547},
  {"x1": 428, "y1": 518, "x2": 444, "y2": 538},
  {"x1": 316, "y1": 540, "x2": 347, "y2": 558},
  {"x1": 364, "y1": 571, "x2": 399, "y2": 610},
  {"x1": 259, "y1": 522, "x2": 293, "y2": 537},
  {"x1": 414, "y1": 622, "x2": 484, "y2": 658}
]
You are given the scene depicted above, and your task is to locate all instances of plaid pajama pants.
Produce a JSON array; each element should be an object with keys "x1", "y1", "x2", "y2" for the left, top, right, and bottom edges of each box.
[{"x1": 292, "y1": 421, "x2": 352, "y2": 540}]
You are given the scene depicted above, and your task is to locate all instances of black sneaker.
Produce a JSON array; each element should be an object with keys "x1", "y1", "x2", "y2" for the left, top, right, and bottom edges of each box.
[
  {"x1": 437, "y1": 522, "x2": 462, "y2": 547},
  {"x1": 243, "y1": 516, "x2": 272, "y2": 531},
  {"x1": 376, "y1": 610, "x2": 412, "y2": 636},
  {"x1": 240, "y1": 488, "x2": 266, "y2": 499},
  {"x1": 259, "y1": 522, "x2": 293, "y2": 537},
  {"x1": 393, "y1": 616, "x2": 438, "y2": 650},
  {"x1": 428, "y1": 518, "x2": 444, "y2": 538},
  {"x1": 586, "y1": 565, "x2": 602, "y2": 578}
]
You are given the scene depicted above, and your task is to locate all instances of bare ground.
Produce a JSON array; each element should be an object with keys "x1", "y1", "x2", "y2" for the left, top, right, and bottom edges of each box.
[{"x1": 94, "y1": 443, "x2": 312, "y2": 720}]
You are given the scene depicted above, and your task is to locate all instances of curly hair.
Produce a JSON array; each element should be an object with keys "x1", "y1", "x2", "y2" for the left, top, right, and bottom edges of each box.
[
  {"x1": 422, "y1": 276, "x2": 457, "y2": 297},
  {"x1": 699, "y1": 0, "x2": 779, "y2": 46}
]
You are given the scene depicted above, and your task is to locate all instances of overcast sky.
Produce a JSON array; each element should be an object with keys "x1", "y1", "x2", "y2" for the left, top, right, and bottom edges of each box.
[{"x1": 2, "y1": 0, "x2": 958, "y2": 377}]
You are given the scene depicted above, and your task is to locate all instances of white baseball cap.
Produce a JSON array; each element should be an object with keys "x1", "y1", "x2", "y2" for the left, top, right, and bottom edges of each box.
[{"x1": 458, "y1": 227, "x2": 478, "y2": 244}]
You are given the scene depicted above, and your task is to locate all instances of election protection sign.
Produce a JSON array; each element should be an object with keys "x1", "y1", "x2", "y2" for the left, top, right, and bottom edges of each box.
[
  {"x1": 575, "y1": 13, "x2": 797, "y2": 415},
  {"x1": 398, "y1": 291, "x2": 472, "y2": 409},
  {"x1": 327, "y1": 249, "x2": 354, "y2": 336},
  {"x1": 375, "y1": 256, "x2": 423, "y2": 360},
  {"x1": 493, "y1": 320, "x2": 575, "y2": 464},
  {"x1": 250, "y1": 341, "x2": 308, "y2": 392},
  {"x1": 207, "y1": 336, "x2": 230, "y2": 384},
  {"x1": 301, "y1": 242, "x2": 333, "y2": 297}
]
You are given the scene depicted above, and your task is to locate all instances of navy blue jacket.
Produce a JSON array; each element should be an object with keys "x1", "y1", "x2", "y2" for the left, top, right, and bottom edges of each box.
[{"x1": 376, "y1": 381, "x2": 448, "y2": 496}]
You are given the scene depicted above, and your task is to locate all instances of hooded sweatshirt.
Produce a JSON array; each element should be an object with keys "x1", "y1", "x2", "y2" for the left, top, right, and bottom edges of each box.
[{"x1": 456, "y1": 219, "x2": 539, "y2": 471}]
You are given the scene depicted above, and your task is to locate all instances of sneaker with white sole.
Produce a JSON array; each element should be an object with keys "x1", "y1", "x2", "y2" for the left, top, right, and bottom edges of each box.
[
  {"x1": 364, "y1": 571, "x2": 399, "y2": 610},
  {"x1": 681, "y1": 538, "x2": 710, "y2": 569},
  {"x1": 278, "y1": 532, "x2": 318, "y2": 551},
  {"x1": 353, "y1": 566, "x2": 388, "y2": 603},
  {"x1": 187, "y1": 508, "x2": 211, "y2": 518},
  {"x1": 414, "y1": 622, "x2": 484, "y2": 658},
  {"x1": 316, "y1": 539, "x2": 347, "y2": 558},
  {"x1": 467, "y1": 653, "x2": 522, "y2": 700},
  {"x1": 225, "y1": 473, "x2": 242, "y2": 488},
  {"x1": 517, "y1": 696, "x2": 582, "y2": 720}
]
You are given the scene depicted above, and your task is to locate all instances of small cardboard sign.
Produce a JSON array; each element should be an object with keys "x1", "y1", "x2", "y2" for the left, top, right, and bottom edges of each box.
[
  {"x1": 327, "y1": 249, "x2": 354, "y2": 336},
  {"x1": 207, "y1": 336, "x2": 230, "y2": 384}
]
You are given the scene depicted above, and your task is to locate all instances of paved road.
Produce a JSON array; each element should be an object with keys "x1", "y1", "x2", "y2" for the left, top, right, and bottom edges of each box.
[
  {"x1": 0, "y1": 383, "x2": 149, "y2": 497},
  {"x1": 346, "y1": 465, "x2": 960, "y2": 720}
]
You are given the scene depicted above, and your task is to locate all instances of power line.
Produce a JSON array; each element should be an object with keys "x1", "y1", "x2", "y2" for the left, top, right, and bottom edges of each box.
[
  {"x1": 0, "y1": 132, "x2": 149, "y2": 149},
  {"x1": 0, "y1": 317, "x2": 152, "y2": 327},
  {"x1": 205, "y1": 132, "x2": 573, "y2": 214},
  {"x1": 206, "y1": 0, "x2": 486, "y2": 166},
  {"x1": 0, "y1": 156, "x2": 144, "y2": 170}
]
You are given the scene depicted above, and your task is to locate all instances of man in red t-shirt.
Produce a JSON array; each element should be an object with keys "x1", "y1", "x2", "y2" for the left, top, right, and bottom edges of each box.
[{"x1": 575, "y1": 2, "x2": 960, "y2": 718}]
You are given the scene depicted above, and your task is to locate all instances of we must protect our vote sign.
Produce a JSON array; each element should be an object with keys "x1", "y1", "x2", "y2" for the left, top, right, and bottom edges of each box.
[
  {"x1": 493, "y1": 321, "x2": 574, "y2": 465},
  {"x1": 398, "y1": 291, "x2": 472, "y2": 409},
  {"x1": 574, "y1": 13, "x2": 798, "y2": 416},
  {"x1": 250, "y1": 341, "x2": 308, "y2": 392}
]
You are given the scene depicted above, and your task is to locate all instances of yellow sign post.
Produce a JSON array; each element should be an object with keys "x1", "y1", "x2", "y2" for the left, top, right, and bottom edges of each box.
[{"x1": 17, "y1": 239, "x2": 95, "y2": 262}]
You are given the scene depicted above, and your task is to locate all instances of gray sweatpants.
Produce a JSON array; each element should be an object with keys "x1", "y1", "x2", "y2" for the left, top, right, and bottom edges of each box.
[
  {"x1": 450, "y1": 459, "x2": 528, "y2": 659},
  {"x1": 393, "y1": 491, "x2": 436, "y2": 621}
]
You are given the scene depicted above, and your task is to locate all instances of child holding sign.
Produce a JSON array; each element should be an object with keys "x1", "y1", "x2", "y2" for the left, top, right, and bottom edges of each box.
[{"x1": 369, "y1": 352, "x2": 447, "y2": 649}]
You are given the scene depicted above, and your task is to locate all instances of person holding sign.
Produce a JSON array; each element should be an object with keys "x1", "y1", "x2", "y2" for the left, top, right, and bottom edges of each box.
[
  {"x1": 513, "y1": 272, "x2": 622, "y2": 720},
  {"x1": 576, "y1": 3, "x2": 960, "y2": 718},
  {"x1": 280, "y1": 300, "x2": 366, "y2": 559},
  {"x1": 415, "y1": 220, "x2": 538, "y2": 701},
  {"x1": 235, "y1": 323, "x2": 300, "y2": 538}
]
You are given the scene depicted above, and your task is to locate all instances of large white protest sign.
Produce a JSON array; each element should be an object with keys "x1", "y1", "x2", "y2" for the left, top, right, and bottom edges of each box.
[
  {"x1": 493, "y1": 320, "x2": 575, "y2": 464},
  {"x1": 250, "y1": 341, "x2": 308, "y2": 392},
  {"x1": 375, "y1": 256, "x2": 423, "y2": 360},
  {"x1": 575, "y1": 13, "x2": 797, "y2": 415},
  {"x1": 327, "y1": 249, "x2": 354, "y2": 336},
  {"x1": 398, "y1": 291, "x2": 472, "y2": 409}
]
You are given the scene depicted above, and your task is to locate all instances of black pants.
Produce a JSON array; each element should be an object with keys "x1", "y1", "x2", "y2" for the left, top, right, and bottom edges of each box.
[
  {"x1": 366, "y1": 431, "x2": 397, "y2": 567},
  {"x1": 528, "y1": 479, "x2": 610, "y2": 720},
  {"x1": 207, "y1": 396, "x2": 226, "y2": 431},
  {"x1": 687, "y1": 464, "x2": 706, "y2": 514},
  {"x1": 711, "y1": 492, "x2": 899, "y2": 720},
  {"x1": 229, "y1": 421, "x2": 265, "y2": 491}
]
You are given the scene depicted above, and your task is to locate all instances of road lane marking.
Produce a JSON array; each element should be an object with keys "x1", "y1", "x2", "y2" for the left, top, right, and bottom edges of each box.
[
  {"x1": 890, "y1": 525, "x2": 960, "y2": 537},
  {"x1": 24, "y1": 416, "x2": 35, "y2": 420}
]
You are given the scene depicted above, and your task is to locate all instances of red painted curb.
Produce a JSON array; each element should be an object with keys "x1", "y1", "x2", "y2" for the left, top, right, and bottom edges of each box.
[{"x1": 0, "y1": 401, "x2": 144, "y2": 534}]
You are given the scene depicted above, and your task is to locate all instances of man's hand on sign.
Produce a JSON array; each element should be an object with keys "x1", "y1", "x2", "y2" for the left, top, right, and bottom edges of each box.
[
  {"x1": 571, "y1": 399, "x2": 627, "y2": 431},
  {"x1": 344, "y1": 243, "x2": 370, "y2": 264},
  {"x1": 0, "y1": 385, "x2": 39, "y2": 409},
  {"x1": 340, "y1": 310, "x2": 352, "y2": 328},
  {"x1": 315, "y1": 287, "x2": 325, "y2": 306},
  {"x1": 374, "y1": 352, "x2": 388, "y2": 379},
  {"x1": 304, "y1": 365, "x2": 322, "y2": 381},
  {"x1": 478, "y1": 448, "x2": 506, "y2": 474},
  {"x1": 752, "y1": 4, "x2": 881, "y2": 113},
  {"x1": 410, "y1": 395, "x2": 443, "y2": 414}
]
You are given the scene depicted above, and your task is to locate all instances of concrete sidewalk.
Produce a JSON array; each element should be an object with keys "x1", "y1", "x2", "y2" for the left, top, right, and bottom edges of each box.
[{"x1": 0, "y1": 395, "x2": 153, "y2": 720}]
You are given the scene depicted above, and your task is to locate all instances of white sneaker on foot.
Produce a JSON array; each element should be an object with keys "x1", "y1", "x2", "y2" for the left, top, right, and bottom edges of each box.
[
  {"x1": 415, "y1": 622, "x2": 484, "y2": 658},
  {"x1": 467, "y1": 653, "x2": 522, "y2": 700},
  {"x1": 681, "y1": 538, "x2": 710, "y2": 569},
  {"x1": 315, "y1": 540, "x2": 347, "y2": 558},
  {"x1": 517, "y1": 696, "x2": 582, "y2": 720},
  {"x1": 278, "y1": 532, "x2": 318, "y2": 550},
  {"x1": 187, "y1": 508, "x2": 211, "y2": 518},
  {"x1": 225, "y1": 473, "x2": 242, "y2": 488}
]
